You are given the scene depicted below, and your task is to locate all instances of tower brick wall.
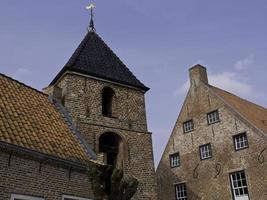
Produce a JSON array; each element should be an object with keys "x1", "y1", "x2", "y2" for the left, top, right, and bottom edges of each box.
[{"x1": 52, "y1": 73, "x2": 157, "y2": 200}]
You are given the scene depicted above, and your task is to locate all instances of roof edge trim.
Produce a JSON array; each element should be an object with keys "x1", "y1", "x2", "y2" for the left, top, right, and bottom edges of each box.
[
  {"x1": 51, "y1": 97, "x2": 97, "y2": 160},
  {"x1": 0, "y1": 73, "x2": 47, "y2": 96},
  {"x1": 0, "y1": 141, "x2": 88, "y2": 170},
  {"x1": 51, "y1": 70, "x2": 150, "y2": 92},
  {"x1": 203, "y1": 82, "x2": 267, "y2": 139}
]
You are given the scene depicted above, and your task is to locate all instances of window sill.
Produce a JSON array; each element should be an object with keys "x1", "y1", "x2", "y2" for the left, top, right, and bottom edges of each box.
[
  {"x1": 207, "y1": 120, "x2": 220, "y2": 126},
  {"x1": 184, "y1": 129, "x2": 194, "y2": 134},
  {"x1": 200, "y1": 156, "x2": 212, "y2": 161},
  {"x1": 170, "y1": 165, "x2": 180, "y2": 169},
  {"x1": 102, "y1": 115, "x2": 117, "y2": 119},
  {"x1": 234, "y1": 146, "x2": 249, "y2": 152}
]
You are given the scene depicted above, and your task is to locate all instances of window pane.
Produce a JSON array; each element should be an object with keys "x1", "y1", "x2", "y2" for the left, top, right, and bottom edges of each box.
[
  {"x1": 183, "y1": 120, "x2": 194, "y2": 133},
  {"x1": 207, "y1": 110, "x2": 220, "y2": 124},
  {"x1": 12, "y1": 195, "x2": 45, "y2": 200},
  {"x1": 200, "y1": 144, "x2": 212, "y2": 159},
  {"x1": 234, "y1": 133, "x2": 248, "y2": 150},
  {"x1": 170, "y1": 153, "x2": 180, "y2": 167},
  {"x1": 230, "y1": 171, "x2": 249, "y2": 198},
  {"x1": 175, "y1": 183, "x2": 187, "y2": 200}
]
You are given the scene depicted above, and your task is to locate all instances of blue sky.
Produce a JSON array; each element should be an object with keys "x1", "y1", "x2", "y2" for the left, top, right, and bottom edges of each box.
[{"x1": 1, "y1": 0, "x2": 267, "y2": 166}]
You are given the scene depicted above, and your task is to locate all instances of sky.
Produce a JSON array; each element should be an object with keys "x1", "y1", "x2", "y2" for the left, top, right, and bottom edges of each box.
[{"x1": 0, "y1": 0, "x2": 267, "y2": 167}]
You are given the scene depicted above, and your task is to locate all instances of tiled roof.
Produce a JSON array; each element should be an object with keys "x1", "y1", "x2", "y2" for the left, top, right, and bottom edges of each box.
[
  {"x1": 50, "y1": 31, "x2": 149, "y2": 91},
  {"x1": 0, "y1": 73, "x2": 93, "y2": 163},
  {"x1": 210, "y1": 85, "x2": 267, "y2": 134}
]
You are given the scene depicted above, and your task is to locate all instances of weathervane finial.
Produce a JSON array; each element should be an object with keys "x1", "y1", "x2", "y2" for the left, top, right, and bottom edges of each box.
[{"x1": 86, "y1": 2, "x2": 95, "y2": 32}]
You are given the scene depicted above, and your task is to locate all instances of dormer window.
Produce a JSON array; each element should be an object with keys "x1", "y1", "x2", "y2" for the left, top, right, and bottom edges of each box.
[
  {"x1": 102, "y1": 87, "x2": 115, "y2": 117},
  {"x1": 183, "y1": 120, "x2": 194, "y2": 133}
]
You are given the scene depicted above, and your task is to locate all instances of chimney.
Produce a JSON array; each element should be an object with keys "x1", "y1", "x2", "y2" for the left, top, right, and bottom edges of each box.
[{"x1": 189, "y1": 64, "x2": 208, "y2": 86}]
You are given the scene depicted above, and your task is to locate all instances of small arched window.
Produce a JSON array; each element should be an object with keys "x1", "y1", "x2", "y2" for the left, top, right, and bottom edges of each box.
[{"x1": 102, "y1": 87, "x2": 115, "y2": 117}]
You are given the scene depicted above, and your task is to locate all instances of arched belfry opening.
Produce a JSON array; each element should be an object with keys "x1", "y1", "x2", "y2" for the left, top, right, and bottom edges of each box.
[
  {"x1": 99, "y1": 132, "x2": 124, "y2": 168},
  {"x1": 102, "y1": 87, "x2": 115, "y2": 117}
]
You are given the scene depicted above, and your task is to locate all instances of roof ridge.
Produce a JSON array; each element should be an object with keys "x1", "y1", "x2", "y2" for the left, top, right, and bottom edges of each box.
[
  {"x1": 0, "y1": 72, "x2": 47, "y2": 96},
  {"x1": 93, "y1": 33, "x2": 145, "y2": 87},
  {"x1": 65, "y1": 33, "x2": 91, "y2": 68}
]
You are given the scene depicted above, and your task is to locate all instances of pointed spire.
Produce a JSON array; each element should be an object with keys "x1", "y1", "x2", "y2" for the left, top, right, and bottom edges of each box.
[{"x1": 86, "y1": 3, "x2": 95, "y2": 32}]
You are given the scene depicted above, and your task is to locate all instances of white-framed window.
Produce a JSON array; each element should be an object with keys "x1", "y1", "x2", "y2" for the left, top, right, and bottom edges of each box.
[
  {"x1": 230, "y1": 170, "x2": 250, "y2": 200},
  {"x1": 233, "y1": 133, "x2": 248, "y2": 151},
  {"x1": 62, "y1": 195, "x2": 92, "y2": 200},
  {"x1": 170, "y1": 152, "x2": 180, "y2": 168},
  {"x1": 175, "y1": 183, "x2": 187, "y2": 200},
  {"x1": 11, "y1": 194, "x2": 44, "y2": 200},
  {"x1": 207, "y1": 110, "x2": 220, "y2": 125},
  {"x1": 183, "y1": 120, "x2": 194, "y2": 133},
  {"x1": 199, "y1": 143, "x2": 212, "y2": 160}
]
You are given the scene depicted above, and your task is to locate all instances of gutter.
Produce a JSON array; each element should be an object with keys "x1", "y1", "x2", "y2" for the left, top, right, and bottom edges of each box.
[{"x1": 0, "y1": 141, "x2": 88, "y2": 170}]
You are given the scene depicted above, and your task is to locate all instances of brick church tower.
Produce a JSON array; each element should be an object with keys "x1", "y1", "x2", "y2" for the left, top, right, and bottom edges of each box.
[{"x1": 43, "y1": 9, "x2": 157, "y2": 200}]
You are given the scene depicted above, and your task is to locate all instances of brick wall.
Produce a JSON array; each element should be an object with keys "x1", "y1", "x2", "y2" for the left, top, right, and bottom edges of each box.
[
  {"x1": 0, "y1": 150, "x2": 93, "y2": 200},
  {"x1": 47, "y1": 73, "x2": 157, "y2": 200},
  {"x1": 156, "y1": 81, "x2": 267, "y2": 199}
]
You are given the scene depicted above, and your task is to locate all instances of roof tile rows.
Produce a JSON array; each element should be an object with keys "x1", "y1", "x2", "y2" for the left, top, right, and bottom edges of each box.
[
  {"x1": 0, "y1": 73, "x2": 90, "y2": 163},
  {"x1": 210, "y1": 85, "x2": 267, "y2": 134}
]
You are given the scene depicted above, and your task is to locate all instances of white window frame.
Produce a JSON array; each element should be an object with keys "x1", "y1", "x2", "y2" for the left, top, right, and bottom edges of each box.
[
  {"x1": 170, "y1": 152, "x2": 180, "y2": 168},
  {"x1": 62, "y1": 195, "x2": 92, "y2": 200},
  {"x1": 199, "y1": 143, "x2": 212, "y2": 160},
  {"x1": 11, "y1": 194, "x2": 44, "y2": 200},
  {"x1": 207, "y1": 110, "x2": 220, "y2": 125},
  {"x1": 234, "y1": 133, "x2": 248, "y2": 151},
  {"x1": 175, "y1": 183, "x2": 187, "y2": 200},
  {"x1": 230, "y1": 170, "x2": 250, "y2": 200},
  {"x1": 183, "y1": 120, "x2": 194, "y2": 133}
]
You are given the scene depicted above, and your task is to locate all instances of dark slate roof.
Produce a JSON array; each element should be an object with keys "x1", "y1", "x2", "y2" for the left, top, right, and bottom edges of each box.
[{"x1": 50, "y1": 31, "x2": 149, "y2": 91}]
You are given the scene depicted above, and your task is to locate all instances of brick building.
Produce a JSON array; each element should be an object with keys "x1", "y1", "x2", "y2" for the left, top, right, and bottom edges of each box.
[
  {"x1": 0, "y1": 18, "x2": 157, "y2": 200},
  {"x1": 0, "y1": 73, "x2": 96, "y2": 200},
  {"x1": 156, "y1": 65, "x2": 267, "y2": 200}
]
